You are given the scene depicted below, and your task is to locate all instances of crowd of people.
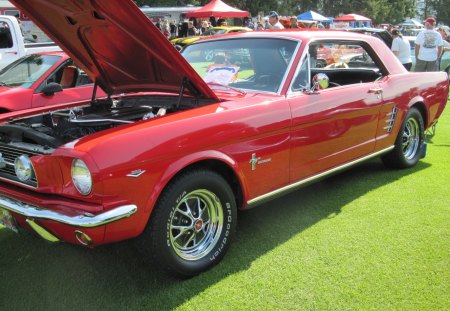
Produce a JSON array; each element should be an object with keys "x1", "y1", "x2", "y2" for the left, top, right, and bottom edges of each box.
[
  {"x1": 153, "y1": 16, "x2": 231, "y2": 40},
  {"x1": 390, "y1": 17, "x2": 450, "y2": 72},
  {"x1": 151, "y1": 11, "x2": 449, "y2": 74},
  {"x1": 152, "y1": 10, "x2": 331, "y2": 40}
]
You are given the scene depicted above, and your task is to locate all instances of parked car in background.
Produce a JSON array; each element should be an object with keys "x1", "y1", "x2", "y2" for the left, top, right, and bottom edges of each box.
[
  {"x1": 170, "y1": 26, "x2": 253, "y2": 48},
  {"x1": 0, "y1": 15, "x2": 60, "y2": 69},
  {"x1": 0, "y1": 51, "x2": 105, "y2": 113},
  {"x1": 348, "y1": 27, "x2": 393, "y2": 47},
  {"x1": 0, "y1": 0, "x2": 448, "y2": 277}
]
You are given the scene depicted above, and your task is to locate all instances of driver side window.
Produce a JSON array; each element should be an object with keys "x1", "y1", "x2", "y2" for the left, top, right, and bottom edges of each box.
[{"x1": 291, "y1": 56, "x2": 309, "y2": 92}]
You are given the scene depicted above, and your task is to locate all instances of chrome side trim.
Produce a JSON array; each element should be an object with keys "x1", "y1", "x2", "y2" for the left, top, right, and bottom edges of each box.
[
  {"x1": 127, "y1": 169, "x2": 146, "y2": 177},
  {"x1": 26, "y1": 218, "x2": 60, "y2": 242},
  {"x1": 0, "y1": 195, "x2": 137, "y2": 228},
  {"x1": 247, "y1": 146, "x2": 395, "y2": 207},
  {"x1": 384, "y1": 107, "x2": 398, "y2": 133}
]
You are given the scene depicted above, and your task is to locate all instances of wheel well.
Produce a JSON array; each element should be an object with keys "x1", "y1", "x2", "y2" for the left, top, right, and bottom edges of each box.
[
  {"x1": 170, "y1": 159, "x2": 244, "y2": 209},
  {"x1": 411, "y1": 102, "x2": 427, "y2": 128},
  {"x1": 0, "y1": 108, "x2": 10, "y2": 114}
]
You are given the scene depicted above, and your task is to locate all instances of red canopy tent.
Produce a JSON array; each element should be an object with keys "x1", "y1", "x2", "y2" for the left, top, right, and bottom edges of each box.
[
  {"x1": 334, "y1": 14, "x2": 371, "y2": 22},
  {"x1": 185, "y1": 0, "x2": 249, "y2": 18}
]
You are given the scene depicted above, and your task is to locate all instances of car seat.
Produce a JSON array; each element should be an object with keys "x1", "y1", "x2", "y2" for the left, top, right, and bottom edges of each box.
[{"x1": 60, "y1": 65, "x2": 79, "y2": 88}]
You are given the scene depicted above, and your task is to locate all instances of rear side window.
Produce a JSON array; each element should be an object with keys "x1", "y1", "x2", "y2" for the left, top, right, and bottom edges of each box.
[
  {"x1": 291, "y1": 41, "x2": 384, "y2": 92},
  {"x1": 0, "y1": 21, "x2": 13, "y2": 49}
]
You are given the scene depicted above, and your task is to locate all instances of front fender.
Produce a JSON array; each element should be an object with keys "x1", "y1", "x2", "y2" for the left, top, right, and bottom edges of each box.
[{"x1": 147, "y1": 150, "x2": 248, "y2": 214}]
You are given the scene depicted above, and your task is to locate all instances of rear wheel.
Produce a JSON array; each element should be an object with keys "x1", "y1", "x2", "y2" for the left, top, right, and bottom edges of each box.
[
  {"x1": 140, "y1": 169, "x2": 236, "y2": 276},
  {"x1": 381, "y1": 107, "x2": 424, "y2": 168}
]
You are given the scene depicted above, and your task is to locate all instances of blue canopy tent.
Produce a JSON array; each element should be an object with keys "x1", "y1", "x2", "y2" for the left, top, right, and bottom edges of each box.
[{"x1": 297, "y1": 10, "x2": 331, "y2": 22}]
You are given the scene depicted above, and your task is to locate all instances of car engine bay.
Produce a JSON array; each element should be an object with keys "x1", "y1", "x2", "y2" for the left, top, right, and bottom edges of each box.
[{"x1": 0, "y1": 95, "x2": 211, "y2": 154}]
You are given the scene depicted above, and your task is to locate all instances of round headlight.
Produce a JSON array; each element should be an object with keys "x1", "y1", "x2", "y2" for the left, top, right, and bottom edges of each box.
[
  {"x1": 15, "y1": 155, "x2": 34, "y2": 182},
  {"x1": 71, "y1": 159, "x2": 92, "y2": 195}
]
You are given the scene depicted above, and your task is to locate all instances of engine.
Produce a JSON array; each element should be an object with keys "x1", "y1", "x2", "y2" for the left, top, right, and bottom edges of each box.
[{"x1": 0, "y1": 96, "x2": 175, "y2": 154}]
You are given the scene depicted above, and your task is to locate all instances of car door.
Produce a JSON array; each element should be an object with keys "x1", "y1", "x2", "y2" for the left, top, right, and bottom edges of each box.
[
  {"x1": 287, "y1": 41, "x2": 385, "y2": 182},
  {"x1": 0, "y1": 17, "x2": 21, "y2": 69},
  {"x1": 31, "y1": 61, "x2": 101, "y2": 108}
]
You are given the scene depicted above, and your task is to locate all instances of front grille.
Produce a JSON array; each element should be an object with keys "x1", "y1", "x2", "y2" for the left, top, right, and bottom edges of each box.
[{"x1": 0, "y1": 144, "x2": 41, "y2": 188}]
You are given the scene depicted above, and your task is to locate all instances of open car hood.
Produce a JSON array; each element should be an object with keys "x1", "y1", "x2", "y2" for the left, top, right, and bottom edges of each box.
[{"x1": 11, "y1": 0, "x2": 218, "y2": 100}]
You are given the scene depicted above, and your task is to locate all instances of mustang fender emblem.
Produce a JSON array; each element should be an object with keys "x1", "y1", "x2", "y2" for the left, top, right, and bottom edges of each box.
[{"x1": 249, "y1": 153, "x2": 271, "y2": 171}]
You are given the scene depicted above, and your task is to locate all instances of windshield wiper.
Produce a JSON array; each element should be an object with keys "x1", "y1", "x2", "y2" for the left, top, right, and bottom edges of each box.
[{"x1": 206, "y1": 82, "x2": 246, "y2": 96}]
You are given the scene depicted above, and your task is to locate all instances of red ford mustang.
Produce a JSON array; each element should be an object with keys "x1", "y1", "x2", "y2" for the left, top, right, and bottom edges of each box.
[
  {"x1": 0, "y1": 51, "x2": 105, "y2": 113},
  {"x1": 0, "y1": 0, "x2": 448, "y2": 276}
]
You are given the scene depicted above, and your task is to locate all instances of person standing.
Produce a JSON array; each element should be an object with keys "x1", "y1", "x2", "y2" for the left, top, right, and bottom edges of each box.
[
  {"x1": 199, "y1": 20, "x2": 209, "y2": 34},
  {"x1": 290, "y1": 16, "x2": 299, "y2": 29},
  {"x1": 391, "y1": 29, "x2": 412, "y2": 70},
  {"x1": 186, "y1": 20, "x2": 198, "y2": 36},
  {"x1": 414, "y1": 17, "x2": 443, "y2": 72},
  {"x1": 437, "y1": 26, "x2": 450, "y2": 50},
  {"x1": 268, "y1": 11, "x2": 284, "y2": 29}
]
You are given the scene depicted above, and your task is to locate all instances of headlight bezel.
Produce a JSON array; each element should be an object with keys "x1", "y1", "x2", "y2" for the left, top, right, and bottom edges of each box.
[
  {"x1": 14, "y1": 154, "x2": 35, "y2": 182},
  {"x1": 71, "y1": 158, "x2": 92, "y2": 195}
]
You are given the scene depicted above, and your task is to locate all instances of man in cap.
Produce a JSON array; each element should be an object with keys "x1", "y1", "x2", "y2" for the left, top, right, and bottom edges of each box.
[
  {"x1": 268, "y1": 11, "x2": 284, "y2": 29},
  {"x1": 414, "y1": 17, "x2": 443, "y2": 71}
]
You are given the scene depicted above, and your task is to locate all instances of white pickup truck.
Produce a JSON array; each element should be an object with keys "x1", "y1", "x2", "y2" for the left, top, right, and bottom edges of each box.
[{"x1": 0, "y1": 15, "x2": 61, "y2": 69}]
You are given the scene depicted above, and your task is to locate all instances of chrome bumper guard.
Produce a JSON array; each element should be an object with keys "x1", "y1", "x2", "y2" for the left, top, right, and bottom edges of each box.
[{"x1": 0, "y1": 195, "x2": 137, "y2": 228}]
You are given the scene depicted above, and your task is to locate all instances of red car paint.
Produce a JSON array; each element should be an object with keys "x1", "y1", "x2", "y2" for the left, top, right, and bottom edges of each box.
[{"x1": 0, "y1": 51, "x2": 106, "y2": 112}]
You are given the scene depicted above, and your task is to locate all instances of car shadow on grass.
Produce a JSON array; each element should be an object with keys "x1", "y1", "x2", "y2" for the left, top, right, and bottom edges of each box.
[{"x1": 0, "y1": 158, "x2": 430, "y2": 311}]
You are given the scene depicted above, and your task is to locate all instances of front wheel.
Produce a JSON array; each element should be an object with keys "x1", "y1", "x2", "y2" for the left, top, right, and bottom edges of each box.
[
  {"x1": 140, "y1": 170, "x2": 236, "y2": 276},
  {"x1": 381, "y1": 107, "x2": 424, "y2": 168}
]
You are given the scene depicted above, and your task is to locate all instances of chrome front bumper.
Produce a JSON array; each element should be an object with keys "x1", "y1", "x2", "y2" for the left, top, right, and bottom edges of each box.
[{"x1": 0, "y1": 195, "x2": 137, "y2": 242}]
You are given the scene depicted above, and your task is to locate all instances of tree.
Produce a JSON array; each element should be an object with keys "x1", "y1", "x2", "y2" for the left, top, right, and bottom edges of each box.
[{"x1": 423, "y1": 0, "x2": 449, "y2": 25}]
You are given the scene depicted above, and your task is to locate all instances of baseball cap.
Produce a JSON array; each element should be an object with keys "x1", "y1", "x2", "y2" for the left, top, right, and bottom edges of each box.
[
  {"x1": 268, "y1": 11, "x2": 279, "y2": 18},
  {"x1": 424, "y1": 17, "x2": 436, "y2": 24}
]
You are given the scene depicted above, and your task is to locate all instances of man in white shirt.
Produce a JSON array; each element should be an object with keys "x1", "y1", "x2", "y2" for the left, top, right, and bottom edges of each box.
[
  {"x1": 391, "y1": 29, "x2": 412, "y2": 70},
  {"x1": 414, "y1": 17, "x2": 443, "y2": 72},
  {"x1": 268, "y1": 11, "x2": 284, "y2": 29}
]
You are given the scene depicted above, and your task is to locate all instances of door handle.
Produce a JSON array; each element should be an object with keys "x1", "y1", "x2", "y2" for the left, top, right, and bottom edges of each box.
[{"x1": 369, "y1": 88, "x2": 383, "y2": 94}]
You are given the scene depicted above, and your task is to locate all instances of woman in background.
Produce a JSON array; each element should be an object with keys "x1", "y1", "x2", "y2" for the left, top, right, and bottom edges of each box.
[{"x1": 391, "y1": 29, "x2": 412, "y2": 70}]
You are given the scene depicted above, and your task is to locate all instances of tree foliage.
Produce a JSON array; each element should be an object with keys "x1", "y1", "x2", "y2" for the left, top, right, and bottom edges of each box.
[
  {"x1": 132, "y1": 0, "x2": 448, "y2": 25},
  {"x1": 422, "y1": 0, "x2": 449, "y2": 25}
]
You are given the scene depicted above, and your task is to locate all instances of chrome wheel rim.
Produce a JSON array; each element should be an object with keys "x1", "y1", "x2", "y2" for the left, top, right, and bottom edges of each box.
[
  {"x1": 402, "y1": 117, "x2": 420, "y2": 160},
  {"x1": 169, "y1": 189, "x2": 223, "y2": 261}
]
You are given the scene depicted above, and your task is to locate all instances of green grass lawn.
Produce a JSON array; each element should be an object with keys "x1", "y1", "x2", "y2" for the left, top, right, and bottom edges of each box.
[{"x1": 1, "y1": 104, "x2": 449, "y2": 310}]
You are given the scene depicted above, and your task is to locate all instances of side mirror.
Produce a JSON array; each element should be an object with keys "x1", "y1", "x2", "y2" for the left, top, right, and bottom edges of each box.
[{"x1": 41, "y1": 82, "x2": 63, "y2": 96}]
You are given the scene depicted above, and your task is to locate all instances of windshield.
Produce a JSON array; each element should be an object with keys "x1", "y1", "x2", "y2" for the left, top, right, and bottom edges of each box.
[
  {"x1": 0, "y1": 54, "x2": 61, "y2": 88},
  {"x1": 182, "y1": 38, "x2": 298, "y2": 93}
]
